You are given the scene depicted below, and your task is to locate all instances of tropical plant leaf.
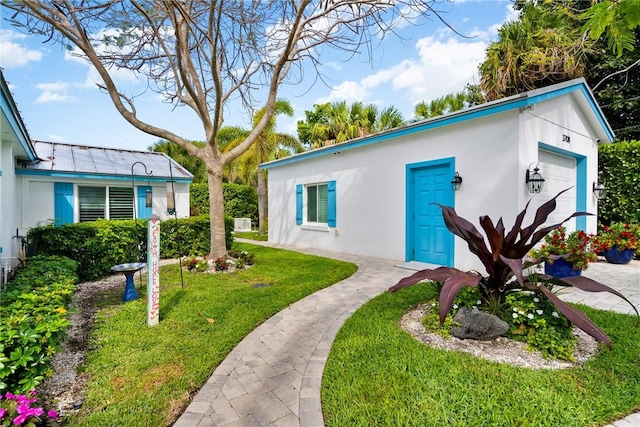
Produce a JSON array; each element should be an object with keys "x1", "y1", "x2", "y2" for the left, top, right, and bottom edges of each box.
[
  {"x1": 524, "y1": 282, "x2": 612, "y2": 348},
  {"x1": 479, "y1": 215, "x2": 504, "y2": 261},
  {"x1": 439, "y1": 205, "x2": 493, "y2": 272},
  {"x1": 518, "y1": 188, "x2": 570, "y2": 243},
  {"x1": 438, "y1": 271, "x2": 482, "y2": 324},
  {"x1": 549, "y1": 275, "x2": 639, "y2": 318},
  {"x1": 388, "y1": 267, "x2": 460, "y2": 292},
  {"x1": 499, "y1": 255, "x2": 525, "y2": 286}
]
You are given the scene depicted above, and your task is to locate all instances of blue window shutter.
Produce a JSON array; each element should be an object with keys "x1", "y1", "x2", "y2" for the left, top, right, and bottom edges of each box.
[
  {"x1": 327, "y1": 180, "x2": 336, "y2": 227},
  {"x1": 296, "y1": 184, "x2": 303, "y2": 225},
  {"x1": 54, "y1": 183, "x2": 74, "y2": 225},
  {"x1": 137, "y1": 186, "x2": 152, "y2": 219}
]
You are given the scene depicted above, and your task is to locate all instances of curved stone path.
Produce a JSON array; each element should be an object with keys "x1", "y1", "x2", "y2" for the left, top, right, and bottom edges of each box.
[{"x1": 174, "y1": 241, "x2": 639, "y2": 427}]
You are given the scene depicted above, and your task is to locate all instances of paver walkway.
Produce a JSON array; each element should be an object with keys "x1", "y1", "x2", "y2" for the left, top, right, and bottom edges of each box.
[{"x1": 174, "y1": 242, "x2": 639, "y2": 427}]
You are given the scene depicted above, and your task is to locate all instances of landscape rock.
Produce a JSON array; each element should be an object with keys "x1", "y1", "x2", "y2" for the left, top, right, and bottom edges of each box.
[{"x1": 450, "y1": 307, "x2": 510, "y2": 341}]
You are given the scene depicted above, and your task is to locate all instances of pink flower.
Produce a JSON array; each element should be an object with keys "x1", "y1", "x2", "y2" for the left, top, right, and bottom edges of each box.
[
  {"x1": 47, "y1": 409, "x2": 58, "y2": 419},
  {"x1": 0, "y1": 408, "x2": 6, "y2": 418},
  {"x1": 12, "y1": 413, "x2": 28, "y2": 425}
]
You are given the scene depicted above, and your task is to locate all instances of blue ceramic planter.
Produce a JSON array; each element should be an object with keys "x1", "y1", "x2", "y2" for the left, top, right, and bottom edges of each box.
[
  {"x1": 544, "y1": 258, "x2": 582, "y2": 278},
  {"x1": 603, "y1": 247, "x2": 634, "y2": 265}
]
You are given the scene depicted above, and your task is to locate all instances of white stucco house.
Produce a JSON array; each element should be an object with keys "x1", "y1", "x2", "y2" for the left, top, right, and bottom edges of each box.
[
  {"x1": 262, "y1": 78, "x2": 613, "y2": 272},
  {"x1": 1, "y1": 70, "x2": 192, "y2": 277}
]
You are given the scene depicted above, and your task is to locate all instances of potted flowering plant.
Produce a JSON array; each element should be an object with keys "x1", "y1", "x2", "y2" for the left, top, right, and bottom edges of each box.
[
  {"x1": 529, "y1": 226, "x2": 597, "y2": 277},
  {"x1": 592, "y1": 222, "x2": 639, "y2": 264}
]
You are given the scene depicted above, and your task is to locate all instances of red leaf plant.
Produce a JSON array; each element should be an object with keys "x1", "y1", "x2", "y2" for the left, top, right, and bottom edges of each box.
[{"x1": 389, "y1": 188, "x2": 638, "y2": 349}]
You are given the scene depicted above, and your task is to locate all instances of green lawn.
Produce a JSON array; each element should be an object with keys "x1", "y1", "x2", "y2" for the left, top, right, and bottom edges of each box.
[
  {"x1": 67, "y1": 242, "x2": 356, "y2": 426},
  {"x1": 322, "y1": 283, "x2": 640, "y2": 427},
  {"x1": 233, "y1": 231, "x2": 268, "y2": 241}
]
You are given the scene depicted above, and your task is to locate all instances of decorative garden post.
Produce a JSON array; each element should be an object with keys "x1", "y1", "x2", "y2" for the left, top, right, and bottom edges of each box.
[{"x1": 147, "y1": 214, "x2": 161, "y2": 326}]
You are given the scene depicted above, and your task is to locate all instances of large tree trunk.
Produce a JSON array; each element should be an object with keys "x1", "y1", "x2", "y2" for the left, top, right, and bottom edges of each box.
[
  {"x1": 257, "y1": 168, "x2": 268, "y2": 235},
  {"x1": 207, "y1": 166, "x2": 227, "y2": 259}
]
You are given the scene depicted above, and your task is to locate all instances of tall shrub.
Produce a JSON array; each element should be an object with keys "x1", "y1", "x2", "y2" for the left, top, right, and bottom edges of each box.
[
  {"x1": 598, "y1": 140, "x2": 640, "y2": 225},
  {"x1": 28, "y1": 217, "x2": 233, "y2": 281},
  {"x1": 190, "y1": 183, "x2": 258, "y2": 225}
]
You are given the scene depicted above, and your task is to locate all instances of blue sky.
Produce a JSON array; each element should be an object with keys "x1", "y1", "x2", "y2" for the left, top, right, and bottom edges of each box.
[{"x1": 0, "y1": 1, "x2": 517, "y2": 152}]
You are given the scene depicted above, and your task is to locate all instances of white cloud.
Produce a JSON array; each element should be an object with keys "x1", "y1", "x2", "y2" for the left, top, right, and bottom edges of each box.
[
  {"x1": 0, "y1": 30, "x2": 43, "y2": 68},
  {"x1": 34, "y1": 82, "x2": 77, "y2": 104},
  {"x1": 314, "y1": 35, "x2": 486, "y2": 112}
]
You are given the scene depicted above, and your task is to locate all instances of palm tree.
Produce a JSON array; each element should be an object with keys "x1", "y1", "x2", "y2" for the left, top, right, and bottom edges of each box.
[
  {"x1": 149, "y1": 140, "x2": 207, "y2": 183},
  {"x1": 478, "y1": 2, "x2": 591, "y2": 101},
  {"x1": 298, "y1": 101, "x2": 405, "y2": 148},
  {"x1": 227, "y1": 99, "x2": 302, "y2": 234},
  {"x1": 414, "y1": 90, "x2": 474, "y2": 121}
]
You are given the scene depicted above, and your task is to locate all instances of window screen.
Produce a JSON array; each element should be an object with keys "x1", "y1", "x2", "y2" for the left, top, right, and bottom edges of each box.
[
  {"x1": 307, "y1": 184, "x2": 328, "y2": 223},
  {"x1": 78, "y1": 186, "x2": 106, "y2": 222},
  {"x1": 109, "y1": 187, "x2": 134, "y2": 219}
]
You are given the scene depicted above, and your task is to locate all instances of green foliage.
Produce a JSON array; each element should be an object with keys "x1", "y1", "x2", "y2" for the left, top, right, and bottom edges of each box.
[
  {"x1": 0, "y1": 256, "x2": 77, "y2": 394},
  {"x1": 580, "y1": 0, "x2": 639, "y2": 57},
  {"x1": 160, "y1": 215, "x2": 234, "y2": 259},
  {"x1": 28, "y1": 217, "x2": 234, "y2": 281},
  {"x1": 504, "y1": 290, "x2": 575, "y2": 360},
  {"x1": 28, "y1": 220, "x2": 143, "y2": 282},
  {"x1": 189, "y1": 183, "x2": 258, "y2": 225},
  {"x1": 149, "y1": 140, "x2": 207, "y2": 183},
  {"x1": 449, "y1": 285, "x2": 576, "y2": 360},
  {"x1": 421, "y1": 304, "x2": 454, "y2": 338},
  {"x1": 598, "y1": 140, "x2": 640, "y2": 224}
]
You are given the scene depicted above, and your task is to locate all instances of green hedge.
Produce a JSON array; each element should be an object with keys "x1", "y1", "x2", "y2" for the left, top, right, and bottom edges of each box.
[
  {"x1": 598, "y1": 140, "x2": 640, "y2": 225},
  {"x1": 160, "y1": 215, "x2": 234, "y2": 259},
  {"x1": 28, "y1": 216, "x2": 233, "y2": 282},
  {"x1": 0, "y1": 255, "x2": 78, "y2": 393},
  {"x1": 190, "y1": 182, "x2": 258, "y2": 225}
]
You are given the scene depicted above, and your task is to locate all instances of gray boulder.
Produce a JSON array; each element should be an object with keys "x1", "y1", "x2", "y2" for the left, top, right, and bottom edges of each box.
[{"x1": 450, "y1": 307, "x2": 509, "y2": 341}]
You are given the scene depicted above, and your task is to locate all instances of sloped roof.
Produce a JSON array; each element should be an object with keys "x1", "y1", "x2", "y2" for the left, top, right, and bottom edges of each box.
[
  {"x1": 0, "y1": 70, "x2": 36, "y2": 161},
  {"x1": 18, "y1": 141, "x2": 193, "y2": 182},
  {"x1": 261, "y1": 78, "x2": 614, "y2": 170}
]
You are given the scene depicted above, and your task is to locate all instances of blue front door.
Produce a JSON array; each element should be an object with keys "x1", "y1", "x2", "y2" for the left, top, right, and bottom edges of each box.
[{"x1": 407, "y1": 160, "x2": 454, "y2": 266}]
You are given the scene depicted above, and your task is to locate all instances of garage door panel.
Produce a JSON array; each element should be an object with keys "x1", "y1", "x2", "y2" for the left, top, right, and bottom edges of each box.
[{"x1": 537, "y1": 151, "x2": 576, "y2": 230}]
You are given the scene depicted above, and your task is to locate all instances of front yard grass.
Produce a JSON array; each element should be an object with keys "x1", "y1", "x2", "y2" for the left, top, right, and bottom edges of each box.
[
  {"x1": 67, "y1": 242, "x2": 356, "y2": 426},
  {"x1": 322, "y1": 283, "x2": 640, "y2": 427},
  {"x1": 233, "y1": 230, "x2": 268, "y2": 241}
]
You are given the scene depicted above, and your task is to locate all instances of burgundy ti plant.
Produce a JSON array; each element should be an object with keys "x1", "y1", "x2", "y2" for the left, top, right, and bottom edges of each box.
[{"x1": 389, "y1": 188, "x2": 638, "y2": 348}]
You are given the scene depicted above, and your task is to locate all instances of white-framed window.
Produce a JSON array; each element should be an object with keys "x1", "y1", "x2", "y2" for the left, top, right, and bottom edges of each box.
[
  {"x1": 296, "y1": 181, "x2": 336, "y2": 227},
  {"x1": 78, "y1": 186, "x2": 134, "y2": 222},
  {"x1": 307, "y1": 183, "x2": 328, "y2": 223}
]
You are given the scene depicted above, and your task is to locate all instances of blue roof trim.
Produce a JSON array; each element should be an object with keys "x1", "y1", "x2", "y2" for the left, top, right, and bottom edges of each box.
[
  {"x1": 15, "y1": 168, "x2": 193, "y2": 183},
  {"x1": 261, "y1": 79, "x2": 613, "y2": 170},
  {"x1": 0, "y1": 72, "x2": 36, "y2": 161}
]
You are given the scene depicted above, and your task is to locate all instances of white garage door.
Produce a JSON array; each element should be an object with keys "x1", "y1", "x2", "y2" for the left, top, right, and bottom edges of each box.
[{"x1": 537, "y1": 150, "x2": 577, "y2": 230}]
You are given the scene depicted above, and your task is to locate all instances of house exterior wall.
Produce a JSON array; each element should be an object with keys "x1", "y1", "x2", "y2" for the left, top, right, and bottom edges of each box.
[
  {"x1": 1, "y1": 142, "x2": 18, "y2": 260},
  {"x1": 268, "y1": 111, "x2": 523, "y2": 271},
  {"x1": 15, "y1": 175, "x2": 190, "y2": 231},
  {"x1": 267, "y1": 82, "x2": 609, "y2": 273},
  {"x1": 517, "y1": 93, "x2": 601, "y2": 235}
]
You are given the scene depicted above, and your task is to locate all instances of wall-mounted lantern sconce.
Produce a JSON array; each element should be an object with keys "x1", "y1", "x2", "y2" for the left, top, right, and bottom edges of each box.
[
  {"x1": 525, "y1": 162, "x2": 545, "y2": 194},
  {"x1": 166, "y1": 181, "x2": 176, "y2": 215},
  {"x1": 593, "y1": 182, "x2": 607, "y2": 200},
  {"x1": 145, "y1": 187, "x2": 152, "y2": 208},
  {"x1": 451, "y1": 172, "x2": 463, "y2": 191}
]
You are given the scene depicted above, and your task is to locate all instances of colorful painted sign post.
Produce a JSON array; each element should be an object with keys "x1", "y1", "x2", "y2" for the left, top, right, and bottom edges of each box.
[{"x1": 147, "y1": 214, "x2": 161, "y2": 326}]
